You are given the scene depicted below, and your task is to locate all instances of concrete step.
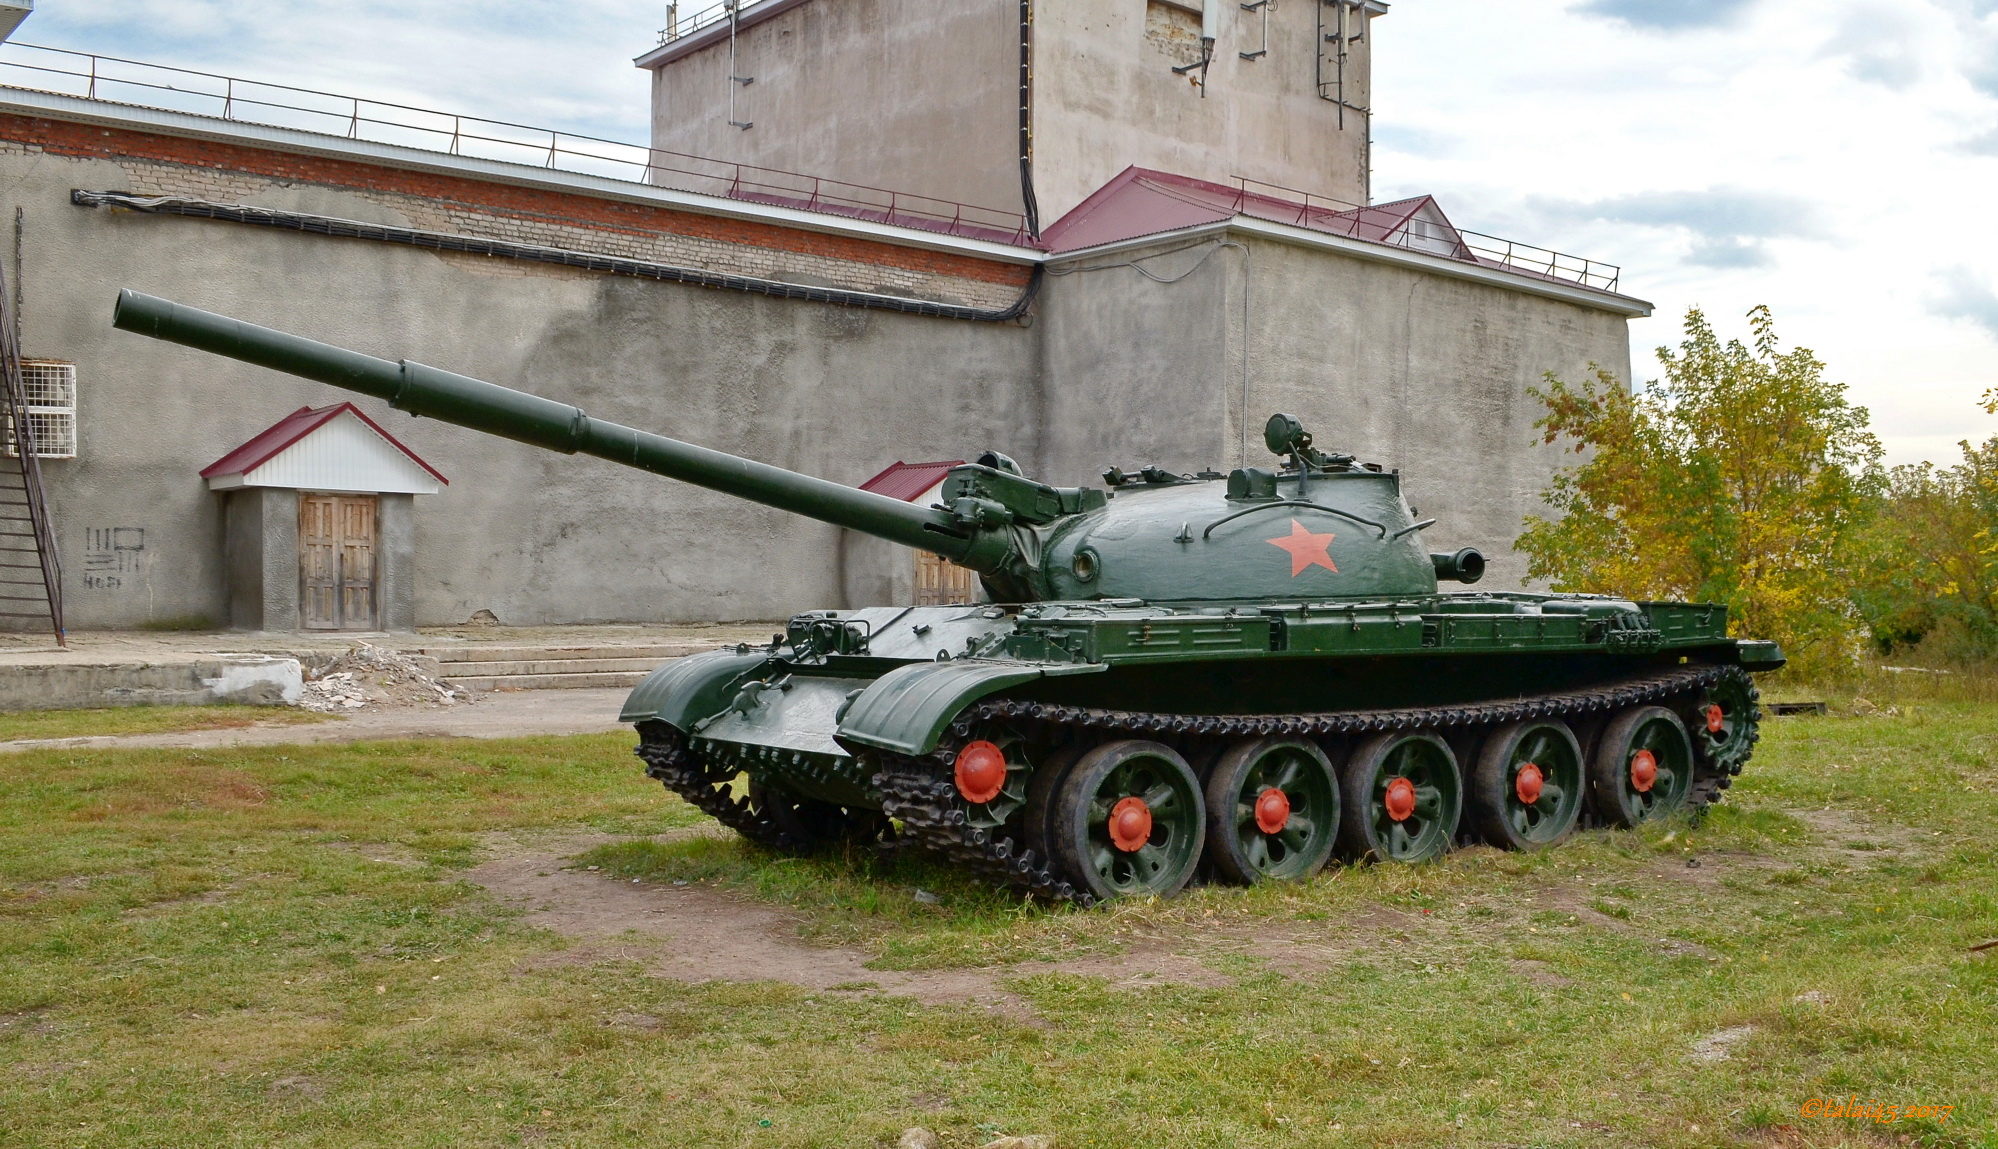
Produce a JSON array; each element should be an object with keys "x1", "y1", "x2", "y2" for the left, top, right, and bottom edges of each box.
[
  {"x1": 419, "y1": 643, "x2": 716, "y2": 664},
  {"x1": 445, "y1": 670, "x2": 653, "y2": 693},
  {"x1": 439, "y1": 656, "x2": 671, "y2": 677}
]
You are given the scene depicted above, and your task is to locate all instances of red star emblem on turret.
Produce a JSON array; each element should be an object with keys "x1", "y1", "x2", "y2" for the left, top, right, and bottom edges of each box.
[{"x1": 1267, "y1": 519, "x2": 1338, "y2": 576}]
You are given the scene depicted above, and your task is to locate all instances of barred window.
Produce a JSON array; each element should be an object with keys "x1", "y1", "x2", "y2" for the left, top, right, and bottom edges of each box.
[{"x1": 5, "y1": 359, "x2": 76, "y2": 459}]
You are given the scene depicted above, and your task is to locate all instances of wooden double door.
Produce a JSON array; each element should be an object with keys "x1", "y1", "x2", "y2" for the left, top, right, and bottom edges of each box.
[{"x1": 299, "y1": 493, "x2": 378, "y2": 630}]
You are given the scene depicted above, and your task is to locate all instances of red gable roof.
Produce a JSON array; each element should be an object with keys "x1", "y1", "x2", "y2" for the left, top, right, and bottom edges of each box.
[
  {"x1": 1041, "y1": 166, "x2": 1472, "y2": 262},
  {"x1": 858, "y1": 460, "x2": 962, "y2": 503},
  {"x1": 200, "y1": 402, "x2": 448, "y2": 483}
]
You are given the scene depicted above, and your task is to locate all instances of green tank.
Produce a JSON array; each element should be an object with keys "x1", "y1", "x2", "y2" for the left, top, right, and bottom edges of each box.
[{"x1": 115, "y1": 290, "x2": 1782, "y2": 904}]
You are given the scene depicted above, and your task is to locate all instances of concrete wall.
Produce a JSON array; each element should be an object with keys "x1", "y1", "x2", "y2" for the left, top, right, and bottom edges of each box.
[
  {"x1": 647, "y1": 0, "x2": 1021, "y2": 216},
  {"x1": 1037, "y1": 234, "x2": 1634, "y2": 588},
  {"x1": 1032, "y1": 0, "x2": 1374, "y2": 219},
  {"x1": 0, "y1": 98, "x2": 1635, "y2": 630},
  {"x1": 643, "y1": 0, "x2": 1375, "y2": 226},
  {"x1": 222, "y1": 487, "x2": 299, "y2": 631},
  {"x1": 1, "y1": 139, "x2": 1038, "y2": 629}
]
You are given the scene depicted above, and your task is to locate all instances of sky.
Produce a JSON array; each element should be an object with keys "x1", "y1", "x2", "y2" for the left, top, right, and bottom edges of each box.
[{"x1": 9, "y1": 0, "x2": 1996, "y2": 467}]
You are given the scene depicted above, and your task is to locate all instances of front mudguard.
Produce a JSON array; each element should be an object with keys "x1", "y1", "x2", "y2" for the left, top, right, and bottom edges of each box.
[{"x1": 619, "y1": 648, "x2": 774, "y2": 730}]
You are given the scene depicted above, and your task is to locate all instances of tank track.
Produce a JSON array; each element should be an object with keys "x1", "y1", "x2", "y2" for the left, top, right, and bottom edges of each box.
[
  {"x1": 874, "y1": 664, "x2": 1757, "y2": 906},
  {"x1": 634, "y1": 721, "x2": 821, "y2": 855},
  {"x1": 640, "y1": 666, "x2": 1759, "y2": 907},
  {"x1": 875, "y1": 769, "x2": 1098, "y2": 908}
]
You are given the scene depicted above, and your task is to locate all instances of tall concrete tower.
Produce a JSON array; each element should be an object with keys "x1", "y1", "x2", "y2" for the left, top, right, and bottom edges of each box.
[{"x1": 637, "y1": 0, "x2": 1383, "y2": 232}]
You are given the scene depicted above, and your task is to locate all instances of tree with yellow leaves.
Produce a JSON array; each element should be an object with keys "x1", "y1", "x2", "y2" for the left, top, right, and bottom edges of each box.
[
  {"x1": 1517, "y1": 306, "x2": 1883, "y2": 675},
  {"x1": 1854, "y1": 389, "x2": 1998, "y2": 661}
]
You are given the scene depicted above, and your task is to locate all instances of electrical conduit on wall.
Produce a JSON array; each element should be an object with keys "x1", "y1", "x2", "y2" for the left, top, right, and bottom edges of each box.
[{"x1": 70, "y1": 190, "x2": 1042, "y2": 323}]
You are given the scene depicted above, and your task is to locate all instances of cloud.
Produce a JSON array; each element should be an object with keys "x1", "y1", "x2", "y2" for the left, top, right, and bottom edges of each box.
[
  {"x1": 13, "y1": 1, "x2": 658, "y2": 140},
  {"x1": 1959, "y1": 126, "x2": 1998, "y2": 155},
  {"x1": 1533, "y1": 187, "x2": 1823, "y2": 269},
  {"x1": 1819, "y1": 5, "x2": 1927, "y2": 89},
  {"x1": 1930, "y1": 267, "x2": 1998, "y2": 341},
  {"x1": 1574, "y1": 0, "x2": 1759, "y2": 30},
  {"x1": 1371, "y1": 124, "x2": 1459, "y2": 158}
]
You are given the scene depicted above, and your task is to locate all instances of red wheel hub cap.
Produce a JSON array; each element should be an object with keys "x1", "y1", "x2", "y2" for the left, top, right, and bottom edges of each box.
[
  {"x1": 1254, "y1": 787, "x2": 1291, "y2": 834},
  {"x1": 1108, "y1": 796, "x2": 1153, "y2": 852},
  {"x1": 953, "y1": 740, "x2": 1007, "y2": 804},
  {"x1": 1629, "y1": 749, "x2": 1658, "y2": 793},
  {"x1": 1515, "y1": 762, "x2": 1545, "y2": 805},
  {"x1": 1383, "y1": 776, "x2": 1417, "y2": 822},
  {"x1": 1705, "y1": 704, "x2": 1726, "y2": 735}
]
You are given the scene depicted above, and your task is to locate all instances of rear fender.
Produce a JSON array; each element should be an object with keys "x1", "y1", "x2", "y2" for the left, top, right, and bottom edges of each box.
[{"x1": 619, "y1": 649, "x2": 775, "y2": 729}]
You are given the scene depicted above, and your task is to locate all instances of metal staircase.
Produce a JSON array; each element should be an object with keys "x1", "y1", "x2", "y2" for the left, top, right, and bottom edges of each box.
[{"x1": 0, "y1": 256, "x2": 64, "y2": 646}]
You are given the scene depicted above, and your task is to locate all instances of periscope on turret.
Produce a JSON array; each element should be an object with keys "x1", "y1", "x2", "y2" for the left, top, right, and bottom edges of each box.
[{"x1": 113, "y1": 290, "x2": 1784, "y2": 905}]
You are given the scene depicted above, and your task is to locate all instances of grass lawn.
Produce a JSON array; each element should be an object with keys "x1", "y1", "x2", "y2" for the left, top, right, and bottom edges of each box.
[
  {"x1": 0, "y1": 704, "x2": 334, "y2": 743},
  {"x1": 0, "y1": 679, "x2": 1993, "y2": 1147}
]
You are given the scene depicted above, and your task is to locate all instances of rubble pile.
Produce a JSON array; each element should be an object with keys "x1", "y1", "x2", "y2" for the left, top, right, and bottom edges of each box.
[{"x1": 296, "y1": 642, "x2": 474, "y2": 712}]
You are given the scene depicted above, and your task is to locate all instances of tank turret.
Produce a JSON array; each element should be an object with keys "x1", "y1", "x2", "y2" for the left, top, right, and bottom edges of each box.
[{"x1": 115, "y1": 289, "x2": 1780, "y2": 907}]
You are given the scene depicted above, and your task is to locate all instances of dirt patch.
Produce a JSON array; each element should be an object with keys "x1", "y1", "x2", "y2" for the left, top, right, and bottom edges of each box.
[
  {"x1": 1689, "y1": 1025, "x2": 1755, "y2": 1063},
  {"x1": 1511, "y1": 959, "x2": 1573, "y2": 988},
  {"x1": 469, "y1": 848, "x2": 1233, "y2": 1017}
]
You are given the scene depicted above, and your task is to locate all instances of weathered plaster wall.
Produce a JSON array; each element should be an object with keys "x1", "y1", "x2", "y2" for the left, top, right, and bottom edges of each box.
[
  {"x1": 221, "y1": 487, "x2": 299, "y2": 630},
  {"x1": 0, "y1": 137, "x2": 1038, "y2": 629},
  {"x1": 1032, "y1": 0, "x2": 1374, "y2": 219},
  {"x1": 646, "y1": 0, "x2": 1021, "y2": 218},
  {"x1": 0, "y1": 105, "x2": 1634, "y2": 629},
  {"x1": 643, "y1": 0, "x2": 1375, "y2": 227},
  {"x1": 1038, "y1": 235, "x2": 1634, "y2": 587}
]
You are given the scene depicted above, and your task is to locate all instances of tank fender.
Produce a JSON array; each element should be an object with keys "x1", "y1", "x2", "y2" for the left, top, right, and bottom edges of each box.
[
  {"x1": 835, "y1": 658, "x2": 1106, "y2": 757},
  {"x1": 1733, "y1": 639, "x2": 1787, "y2": 671},
  {"x1": 618, "y1": 648, "x2": 776, "y2": 729}
]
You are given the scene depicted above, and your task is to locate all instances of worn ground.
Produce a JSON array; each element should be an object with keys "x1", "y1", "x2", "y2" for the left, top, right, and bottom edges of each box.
[
  {"x1": 0, "y1": 673, "x2": 1993, "y2": 1148},
  {"x1": 0, "y1": 688, "x2": 632, "y2": 755}
]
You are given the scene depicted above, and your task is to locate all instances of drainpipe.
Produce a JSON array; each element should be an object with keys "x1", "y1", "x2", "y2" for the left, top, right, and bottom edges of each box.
[
  {"x1": 1172, "y1": 0, "x2": 1219, "y2": 96},
  {"x1": 1018, "y1": 0, "x2": 1039, "y2": 239}
]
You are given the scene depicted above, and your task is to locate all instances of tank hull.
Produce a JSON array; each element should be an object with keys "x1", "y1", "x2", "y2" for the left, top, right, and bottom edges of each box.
[{"x1": 625, "y1": 593, "x2": 1777, "y2": 902}]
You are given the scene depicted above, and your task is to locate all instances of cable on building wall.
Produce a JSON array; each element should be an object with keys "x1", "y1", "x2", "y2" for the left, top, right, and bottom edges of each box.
[
  {"x1": 69, "y1": 190, "x2": 1043, "y2": 324},
  {"x1": 1018, "y1": 0, "x2": 1040, "y2": 239},
  {"x1": 1047, "y1": 239, "x2": 1254, "y2": 466}
]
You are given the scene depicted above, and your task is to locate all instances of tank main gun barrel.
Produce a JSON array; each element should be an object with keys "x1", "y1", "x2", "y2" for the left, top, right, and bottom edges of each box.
[{"x1": 112, "y1": 290, "x2": 982, "y2": 565}]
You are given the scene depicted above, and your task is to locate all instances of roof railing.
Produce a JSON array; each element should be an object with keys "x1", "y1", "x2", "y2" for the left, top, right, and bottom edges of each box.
[
  {"x1": 657, "y1": 0, "x2": 761, "y2": 45},
  {"x1": 1230, "y1": 176, "x2": 1621, "y2": 292},
  {"x1": 0, "y1": 42, "x2": 1032, "y2": 247}
]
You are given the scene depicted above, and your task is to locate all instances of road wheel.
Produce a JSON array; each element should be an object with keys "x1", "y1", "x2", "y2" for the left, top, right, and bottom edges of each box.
[
  {"x1": 1049, "y1": 740, "x2": 1205, "y2": 902},
  {"x1": 1471, "y1": 720, "x2": 1585, "y2": 851},
  {"x1": 1336, "y1": 731, "x2": 1461, "y2": 864},
  {"x1": 1203, "y1": 737, "x2": 1341, "y2": 884},
  {"x1": 1589, "y1": 705, "x2": 1695, "y2": 828}
]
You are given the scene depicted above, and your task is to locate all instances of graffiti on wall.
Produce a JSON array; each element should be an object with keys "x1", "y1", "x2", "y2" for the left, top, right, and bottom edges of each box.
[{"x1": 82, "y1": 526, "x2": 144, "y2": 590}]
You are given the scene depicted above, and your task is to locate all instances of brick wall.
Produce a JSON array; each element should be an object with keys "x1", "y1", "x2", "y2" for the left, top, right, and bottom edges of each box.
[{"x1": 0, "y1": 113, "x2": 1033, "y2": 310}]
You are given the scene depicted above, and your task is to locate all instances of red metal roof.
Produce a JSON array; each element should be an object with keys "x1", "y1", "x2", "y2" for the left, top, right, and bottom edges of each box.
[
  {"x1": 200, "y1": 402, "x2": 448, "y2": 483},
  {"x1": 1041, "y1": 167, "x2": 1472, "y2": 258},
  {"x1": 1040, "y1": 167, "x2": 1627, "y2": 293},
  {"x1": 857, "y1": 460, "x2": 962, "y2": 503}
]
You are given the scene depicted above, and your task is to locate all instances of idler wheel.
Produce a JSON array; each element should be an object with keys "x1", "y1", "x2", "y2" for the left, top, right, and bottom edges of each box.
[
  {"x1": 1587, "y1": 705, "x2": 1695, "y2": 829},
  {"x1": 1203, "y1": 737, "x2": 1341, "y2": 884},
  {"x1": 1335, "y1": 731, "x2": 1461, "y2": 864},
  {"x1": 1048, "y1": 739, "x2": 1204, "y2": 902},
  {"x1": 1471, "y1": 720, "x2": 1585, "y2": 851}
]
